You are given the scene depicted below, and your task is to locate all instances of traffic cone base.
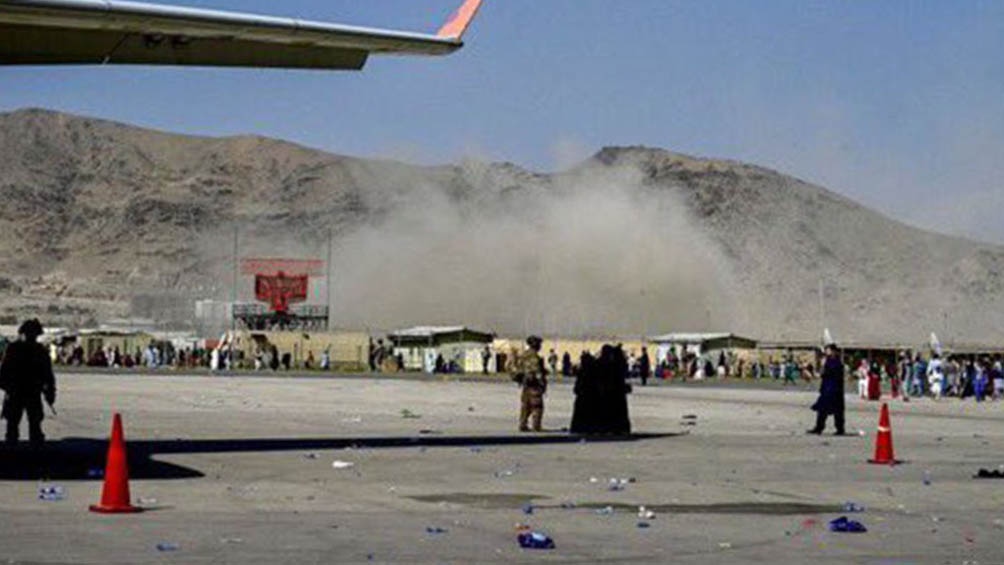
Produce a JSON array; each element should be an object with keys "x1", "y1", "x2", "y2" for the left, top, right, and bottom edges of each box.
[
  {"x1": 89, "y1": 413, "x2": 142, "y2": 514},
  {"x1": 89, "y1": 503, "x2": 142, "y2": 514}
]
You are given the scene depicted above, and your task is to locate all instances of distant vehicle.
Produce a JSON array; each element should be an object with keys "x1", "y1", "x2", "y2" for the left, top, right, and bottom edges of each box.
[{"x1": 0, "y1": 0, "x2": 482, "y2": 69}]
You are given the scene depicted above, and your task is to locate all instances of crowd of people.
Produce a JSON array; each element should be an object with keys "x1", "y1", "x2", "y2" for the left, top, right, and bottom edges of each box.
[{"x1": 854, "y1": 353, "x2": 1004, "y2": 402}]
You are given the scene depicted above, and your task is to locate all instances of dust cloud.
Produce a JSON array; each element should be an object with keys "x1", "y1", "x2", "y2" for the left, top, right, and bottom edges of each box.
[{"x1": 304, "y1": 161, "x2": 741, "y2": 338}]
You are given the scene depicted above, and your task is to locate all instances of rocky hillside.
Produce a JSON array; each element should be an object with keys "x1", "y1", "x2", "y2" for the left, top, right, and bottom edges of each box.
[{"x1": 0, "y1": 108, "x2": 1000, "y2": 344}]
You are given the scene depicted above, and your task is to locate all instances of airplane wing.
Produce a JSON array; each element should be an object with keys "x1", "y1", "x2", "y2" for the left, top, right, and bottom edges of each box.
[{"x1": 0, "y1": 0, "x2": 483, "y2": 69}]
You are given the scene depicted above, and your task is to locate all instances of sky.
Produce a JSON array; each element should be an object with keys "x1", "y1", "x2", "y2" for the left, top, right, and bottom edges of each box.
[{"x1": 2, "y1": 0, "x2": 1003, "y2": 243}]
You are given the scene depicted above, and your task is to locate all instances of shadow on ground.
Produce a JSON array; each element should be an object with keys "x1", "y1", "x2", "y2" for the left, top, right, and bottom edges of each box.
[{"x1": 0, "y1": 432, "x2": 680, "y2": 481}]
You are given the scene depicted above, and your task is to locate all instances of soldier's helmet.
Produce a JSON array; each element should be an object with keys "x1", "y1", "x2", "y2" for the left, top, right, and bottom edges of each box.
[
  {"x1": 19, "y1": 318, "x2": 43, "y2": 338},
  {"x1": 526, "y1": 335, "x2": 543, "y2": 349}
]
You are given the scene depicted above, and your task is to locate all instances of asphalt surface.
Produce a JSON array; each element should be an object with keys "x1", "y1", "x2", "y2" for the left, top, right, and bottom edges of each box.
[{"x1": 1, "y1": 372, "x2": 1003, "y2": 564}]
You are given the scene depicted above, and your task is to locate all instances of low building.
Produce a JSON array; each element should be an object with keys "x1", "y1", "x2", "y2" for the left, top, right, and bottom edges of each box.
[
  {"x1": 388, "y1": 326, "x2": 494, "y2": 373},
  {"x1": 225, "y1": 329, "x2": 369, "y2": 371},
  {"x1": 649, "y1": 332, "x2": 758, "y2": 364}
]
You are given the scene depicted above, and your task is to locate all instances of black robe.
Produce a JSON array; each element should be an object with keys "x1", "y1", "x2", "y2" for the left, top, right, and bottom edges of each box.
[{"x1": 812, "y1": 356, "x2": 845, "y2": 416}]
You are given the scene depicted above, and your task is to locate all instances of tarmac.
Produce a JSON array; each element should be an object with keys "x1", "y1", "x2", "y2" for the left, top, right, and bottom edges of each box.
[{"x1": 2, "y1": 372, "x2": 1003, "y2": 564}]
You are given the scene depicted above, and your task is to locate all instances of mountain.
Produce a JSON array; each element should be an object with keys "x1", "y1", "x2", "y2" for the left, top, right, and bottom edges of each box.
[{"x1": 0, "y1": 108, "x2": 1001, "y2": 345}]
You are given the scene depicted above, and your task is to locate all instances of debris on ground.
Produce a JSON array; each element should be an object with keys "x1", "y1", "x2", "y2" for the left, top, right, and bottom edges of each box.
[
  {"x1": 637, "y1": 521, "x2": 651, "y2": 529},
  {"x1": 303, "y1": 453, "x2": 319, "y2": 460},
  {"x1": 425, "y1": 526, "x2": 448, "y2": 535},
  {"x1": 842, "y1": 501, "x2": 865, "y2": 513},
  {"x1": 493, "y1": 464, "x2": 520, "y2": 478},
  {"x1": 829, "y1": 516, "x2": 867, "y2": 533},
  {"x1": 155, "y1": 543, "x2": 180, "y2": 552},
  {"x1": 975, "y1": 468, "x2": 1004, "y2": 479},
  {"x1": 559, "y1": 502, "x2": 576, "y2": 509},
  {"x1": 341, "y1": 417, "x2": 363, "y2": 424},
  {"x1": 522, "y1": 504, "x2": 534, "y2": 515},
  {"x1": 638, "y1": 506, "x2": 656, "y2": 520},
  {"x1": 595, "y1": 506, "x2": 614, "y2": 516},
  {"x1": 923, "y1": 470, "x2": 932, "y2": 486},
  {"x1": 220, "y1": 538, "x2": 244, "y2": 545},
  {"x1": 332, "y1": 460, "x2": 355, "y2": 470},
  {"x1": 400, "y1": 409, "x2": 421, "y2": 419},
  {"x1": 517, "y1": 530, "x2": 555, "y2": 550},
  {"x1": 38, "y1": 486, "x2": 66, "y2": 502},
  {"x1": 718, "y1": 542, "x2": 733, "y2": 550},
  {"x1": 137, "y1": 497, "x2": 158, "y2": 506}
]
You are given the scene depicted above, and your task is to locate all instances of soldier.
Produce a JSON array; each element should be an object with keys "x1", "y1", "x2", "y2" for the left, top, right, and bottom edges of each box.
[
  {"x1": 514, "y1": 335, "x2": 547, "y2": 432},
  {"x1": 0, "y1": 319, "x2": 56, "y2": 447}
]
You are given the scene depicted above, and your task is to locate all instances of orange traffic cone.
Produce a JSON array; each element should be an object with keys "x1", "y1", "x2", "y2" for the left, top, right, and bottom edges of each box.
[
  {"x1": 89, "y1": 413, "x2": 142, "y2": 513},
  {"x1": 868, "y1": 403, "x2": 899, "y2": 465}
]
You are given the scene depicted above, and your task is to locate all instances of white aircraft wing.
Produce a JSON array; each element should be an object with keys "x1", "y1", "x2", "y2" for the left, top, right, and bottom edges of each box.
[{"x1": 0, "y1": 0, "x2": 483, "y2": 69}]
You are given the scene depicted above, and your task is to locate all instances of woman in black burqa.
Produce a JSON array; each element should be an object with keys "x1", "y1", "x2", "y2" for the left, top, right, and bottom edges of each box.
[{"x1": 570, "y1": 345, "x2": 631, "y2": 435}]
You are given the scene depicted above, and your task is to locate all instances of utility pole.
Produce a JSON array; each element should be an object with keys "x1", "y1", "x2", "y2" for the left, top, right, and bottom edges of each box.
[
  {"x1": 818, "y1": 278, "x2": 825, "y2": 332},
  {"x1": 229, "y1": 226, "x2": 239, "y2": 372},
  {"x1": 326, "y1": 227, "x2": 333, "y2": 332}
]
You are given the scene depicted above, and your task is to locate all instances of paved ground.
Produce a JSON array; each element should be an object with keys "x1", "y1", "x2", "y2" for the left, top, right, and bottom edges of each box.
[{"x1": 1, "y1": 372, "x2": 1003, "y2": 564}]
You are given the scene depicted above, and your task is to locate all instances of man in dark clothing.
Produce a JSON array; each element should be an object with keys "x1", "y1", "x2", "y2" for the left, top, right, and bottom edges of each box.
[
  {"x1": 808, "y1": 343, "x2": 845, "y2": 435},
  {"x1": 0, "y1": 319, "x2": 56, "y2": 446},
  {"x1": 561, "y1": 352, "x2": 572, "y2": 377},
  {"x1": 482, "y1": 346, "x2": 492, "y2": 374},
  {"x1": 639, "y1": 347, "x2": 651, "y2": 386}
]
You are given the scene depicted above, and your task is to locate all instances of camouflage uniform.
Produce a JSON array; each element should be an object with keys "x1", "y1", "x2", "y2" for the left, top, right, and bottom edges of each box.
[{"x1": 514, "y1": 342, "x2": 547, "y2": 432}]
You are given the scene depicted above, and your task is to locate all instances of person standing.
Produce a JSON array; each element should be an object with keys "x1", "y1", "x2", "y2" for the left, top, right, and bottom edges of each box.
[
  {"x1": 0, "y1": 319, "x2": 56, "y2": 447},
  {"x1": 638, "y1": 346, "x2": 651, "y2": 386},
  {"x1": 808, "y1": 342, "x2": 845, "y2": 436},
  {"x1": 561, "y1": 352, "x2": 572, "y2": 377},
  {"x1": 482, "y1": 346, "x2": 492, "y2": 374},
  {"x1": 514, "y1": 336, "x2": 547, "y2": 432},
  {"x1": 547, "y1": 348, "x2": 558, "y2": 380}
]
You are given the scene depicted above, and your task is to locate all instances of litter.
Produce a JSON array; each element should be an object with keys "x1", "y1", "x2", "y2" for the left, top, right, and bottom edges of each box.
[
  {"x1": 400, "y1": 409, "x2": 421, "y2": 419},
  {"x1": 517, "y1": 531, "x2": 555, "y2": 550},
  {"x1": 38, "y1": 486, "x2": 66, "y2": 502},
  {"x1": 595, "y1": 506, "x2": 614, "y2": 516},
  {"x1": 493, "y1": 464, "x2": 520, "y2": 478},
  {"x1": 559, "y1": 502, "x2": 576, "y2": 509},
  {"x1": 829, "y1": 516, "x2": 867, "y2": 533},
  {"x1": 156, "y1": 543, "x2": 180, "y2": 552},
  {"x1": 607, "y1": 477, "x2": 631, "y2": 491},
  {"x1": 588, "y1": 477, "x2": 599, "y2": 483},
  {"x1": 842, "y1": 501, "x2": 865, "y2": 513},
  {"x1": 975, "y1": 468, "x2": 1004, "y2": 479},
  {"x1": 303, "y1": 453, "x2": 319, "y2": 460},
  {"x1": 220, "y1": 538, "x2": 244, "y2": 545},
  {"x1": 638, "y1": 506, "x2": 656, "y2": 520},
  {"x1": 137, "y1": 497, "x2": 158, "y2": 506},
  {"x1": 522, "y1": 504, "x2": 534, "y2": 515},
  {"x1": 718, "y1": 542, "x2": 733, "y2": 549},
  {"x1": 923, "y1": 470, "x2": 932, "y2": 486},
  {"x1": 637, "y1": 521, "x2": 651, "y2": 529},
  {"x1": 469, "y1": 447, "x2": 483, "y2": 453},
  {"x1": 425, "y1": 526, "x2": 448, "y2": 535},
  {"x1": 341, "y1": 417, "x2": 363, "y2": 423},
  {"x1": 332, "y1": 461, "x2": 355, "y2": 470}
]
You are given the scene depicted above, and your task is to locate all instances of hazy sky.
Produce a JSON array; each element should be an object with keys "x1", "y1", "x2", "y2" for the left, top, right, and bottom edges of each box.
[{"x1": 2, "y1": 0, "x2": 1002, "y2": 243}]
